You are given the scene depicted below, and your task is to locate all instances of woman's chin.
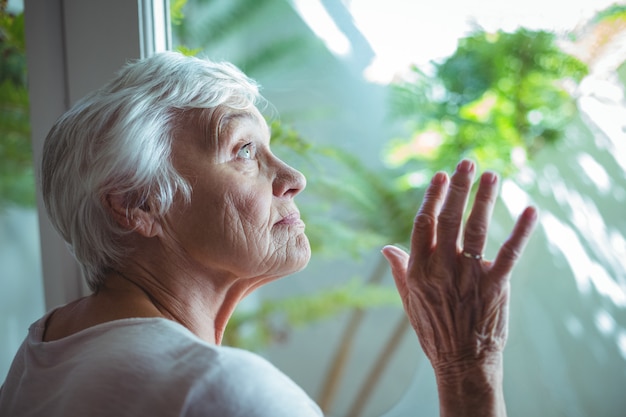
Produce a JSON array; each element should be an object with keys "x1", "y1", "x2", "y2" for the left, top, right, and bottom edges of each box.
[{"x1": 273, "y1": 235, "x2": 312, "y2": 278}]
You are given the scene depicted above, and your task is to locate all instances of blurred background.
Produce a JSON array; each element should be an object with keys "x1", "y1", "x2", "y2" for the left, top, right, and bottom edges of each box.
[{"x1": 2, "y1": 0, "x2": 626, "y2": 416}]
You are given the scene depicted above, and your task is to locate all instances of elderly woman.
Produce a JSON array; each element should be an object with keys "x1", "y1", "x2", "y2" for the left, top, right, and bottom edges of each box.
[{"x1": 0, "y1": 52, "x2": 536, "y2": 416}]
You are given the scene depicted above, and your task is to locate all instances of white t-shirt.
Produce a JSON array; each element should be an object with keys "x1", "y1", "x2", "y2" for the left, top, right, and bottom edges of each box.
[{"x1": 0, "y1": 311, "x2": 323, "y2": 417}]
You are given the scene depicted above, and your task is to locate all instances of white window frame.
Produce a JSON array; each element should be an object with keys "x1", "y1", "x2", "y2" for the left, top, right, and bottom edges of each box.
[{"x1": 24, "y1": 0, "x2": 170, "y2": 309}]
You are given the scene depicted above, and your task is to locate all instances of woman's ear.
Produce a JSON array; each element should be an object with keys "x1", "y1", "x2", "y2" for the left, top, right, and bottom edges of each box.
[{"x1": 103, "y1": 193, "x2": 162, "y2": 238}]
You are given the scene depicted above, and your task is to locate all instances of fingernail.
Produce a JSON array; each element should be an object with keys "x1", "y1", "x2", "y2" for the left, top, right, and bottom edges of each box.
[
  {"x1": 431, "y1": 172, "x2": 447, "y2": 185},
  {"x1": 457, "y1": 159, "x2": 474, "y2": 173},
  {"x1": 482, "y1": 171, "x2": 497, "y2": 184},
  {"x1": 525, "y1": 206, "x2": 538, "y2": 221}
]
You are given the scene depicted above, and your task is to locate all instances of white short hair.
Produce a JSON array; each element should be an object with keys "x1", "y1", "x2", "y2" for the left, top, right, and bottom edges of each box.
[{"x1": 42, "y1": 52, "x2": 263, "y2": 291}]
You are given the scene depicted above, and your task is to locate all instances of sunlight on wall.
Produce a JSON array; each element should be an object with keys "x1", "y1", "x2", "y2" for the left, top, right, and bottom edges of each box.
[
  {"x1": 500, "y1": 179, "x2": 531, "y2": 218},
  {"x1": 577, "y1": 153, "x2": 611, "y2": 194},
  {"x1": 292, "y1": 0, "x2": 351, "y2": 57},
  {"x1": 618, "y1": 331, "x2": 626, "y2": 360},
  {"x1": 542, "y1": 212, "x2": 626, "y2": 307},
  {"x1": 579, "y1": 80, "x2": 626, "y2": 173},
  {"x1": 339, "y1": 0, "x2": 621, "y2": 82}
]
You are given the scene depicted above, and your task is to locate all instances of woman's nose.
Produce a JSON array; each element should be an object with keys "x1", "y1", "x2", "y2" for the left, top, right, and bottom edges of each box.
[{"x1": 272, "y1": 159, "x2": 306, "y2": 198}]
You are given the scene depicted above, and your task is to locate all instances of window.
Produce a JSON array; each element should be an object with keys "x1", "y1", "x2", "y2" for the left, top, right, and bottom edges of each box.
[
  {"x1": 173, "y1": 2, "x2": 626, "y2": 416},
  {"x1": 6, "y1": 2, "x2": 625, "y2": 417}
]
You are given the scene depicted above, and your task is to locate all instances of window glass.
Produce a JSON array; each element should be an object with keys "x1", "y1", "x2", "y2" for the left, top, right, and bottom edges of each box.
[{"x1": 172, "y1": 1, "x2": 626, "y2": 416}]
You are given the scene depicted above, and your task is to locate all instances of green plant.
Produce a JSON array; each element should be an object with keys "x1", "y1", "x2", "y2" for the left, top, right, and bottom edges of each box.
[
  {"x1": 0, "y1": 7, "x2": 34, "y2": 209},
  {"x1": 386, "y1": 28, "x2": 588, "y2": 179}
]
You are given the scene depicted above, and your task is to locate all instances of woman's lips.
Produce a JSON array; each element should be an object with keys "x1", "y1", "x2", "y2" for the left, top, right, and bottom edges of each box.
[{"x1": 275, "y1": 212, "x2": 304, "y2": 226}]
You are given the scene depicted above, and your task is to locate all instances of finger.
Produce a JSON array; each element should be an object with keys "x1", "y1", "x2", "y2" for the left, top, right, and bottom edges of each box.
[
  {"x1": 491, "y1": 206, "x2": 538, "y2": 279},
  {"x1": 382, "y1": 245, "x2": 410, "y2": 299},
  {"x1": 436, "y1": 159, "x2": 476, "y2": 255},
  {"x1": 462, "y1": 171, "x2": 498, "y2": 257},
  {"x1": 409, "y1": 171, "x2": 449, "y2": 259}
]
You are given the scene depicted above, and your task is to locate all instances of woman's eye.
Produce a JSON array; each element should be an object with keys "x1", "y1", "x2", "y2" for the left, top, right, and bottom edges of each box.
[{"x1": 236, "y1": 143, "x2": 255, "y2": 160}]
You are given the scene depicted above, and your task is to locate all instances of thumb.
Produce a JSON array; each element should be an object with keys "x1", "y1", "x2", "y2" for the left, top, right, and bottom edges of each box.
[{"x1": 382, "y1": 245, "x2": 410, "y2": 298}]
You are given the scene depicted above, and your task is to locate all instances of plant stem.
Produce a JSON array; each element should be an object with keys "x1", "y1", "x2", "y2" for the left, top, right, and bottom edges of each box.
[{"x1": 347, "y1": 315, "x2": 410, "y2": 417}]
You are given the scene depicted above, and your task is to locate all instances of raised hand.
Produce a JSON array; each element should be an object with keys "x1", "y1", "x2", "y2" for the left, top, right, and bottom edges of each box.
[{"x1": 382, "y1": 159, "x2": 537, "y2": 417}]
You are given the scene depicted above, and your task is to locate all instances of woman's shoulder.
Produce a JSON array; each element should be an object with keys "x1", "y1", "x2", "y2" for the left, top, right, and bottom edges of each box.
[
  {"x1": 77, "y1": 318, "x2": 323, "y2": 416},
  {"x1": 30, "y1": 314, "x2": 274, "y2": 382},
  {"x1": 13, "y1": 313, "x2": 323, "y2": 416},
  {"x1": 179, "y1": 343, "x2": 323, "y2": 417}
]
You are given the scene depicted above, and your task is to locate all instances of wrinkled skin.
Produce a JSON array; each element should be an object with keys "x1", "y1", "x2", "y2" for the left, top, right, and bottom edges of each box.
[
  {"x1": 164, "y1": 107, "x2": 311, "y2": 284},
  {"x1": 57, "y1": 105, "x2": 313, "y2": 345},
  {"x1": 383, "y1": 160, "x2": 537, "y2": 416}
]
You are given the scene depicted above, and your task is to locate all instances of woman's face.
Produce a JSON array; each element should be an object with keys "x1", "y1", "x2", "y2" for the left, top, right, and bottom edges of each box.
[{"x1": 163, "y1": 106, "x2": 311, "y2": 283}]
